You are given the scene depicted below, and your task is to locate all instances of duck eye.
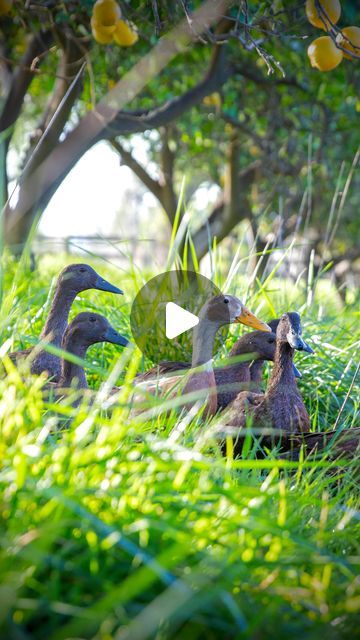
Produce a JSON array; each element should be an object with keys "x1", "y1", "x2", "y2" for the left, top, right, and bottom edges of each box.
[
  {"x1": 268, "y1": 338, "x2": 275, "y2": 343},
  {"x1": 89, "y1": 317, "x2": 96, "y2": 323},
  {"x1": 224, "y1": 298, "x2": 229, "y2": 304},
  {"x1": 79, "y1": 267, "x2": 86, "y2": 273}
]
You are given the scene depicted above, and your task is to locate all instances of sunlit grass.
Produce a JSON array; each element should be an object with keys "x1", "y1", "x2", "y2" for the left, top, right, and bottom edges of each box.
[{"x1": 0, "y1": 246, "x2": 359, "y2": 640}]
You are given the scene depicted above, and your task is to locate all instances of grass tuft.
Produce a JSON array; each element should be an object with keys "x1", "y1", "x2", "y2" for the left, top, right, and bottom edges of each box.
[{"x1": 0, "y1": 243, "x2": 359, "y2": 639}]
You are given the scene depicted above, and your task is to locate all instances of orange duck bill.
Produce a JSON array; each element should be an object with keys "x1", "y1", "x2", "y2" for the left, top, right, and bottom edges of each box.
[{"x1": 235, "y1": 307, "x2": 271, "y2": 332}]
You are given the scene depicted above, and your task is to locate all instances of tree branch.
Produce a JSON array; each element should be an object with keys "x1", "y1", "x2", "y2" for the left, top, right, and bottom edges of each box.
[
  {"x1": 111, "y1": 127, "x2": 179, "y2": 226},
  {"x1": 6, "y1": 36, "x2": 232, "y2": 246},
  {"x1": 191, "y1": 142, "x2": 260, "y2": 259},
  {"x1": 0, "y1": 31, "x2": 53, "y2": 135},
  {"x1": 22, "y1": 54, "x2": 85, "y2": 179},
  {"x1": 102, "y1": 40, "x2": 231, "y2": 139},
  {"x1": 232, "y1": 61, "x2": 307, "y2": 91},
  {"x1": 22, "y1": 35, "x2": 86, "y2": 168},
  {"x1": 221, "y1": 112, "x2": 269, "y2": 151},
  {"x1": 4, "y1": 56, "x2": 86, "y2": 245}
]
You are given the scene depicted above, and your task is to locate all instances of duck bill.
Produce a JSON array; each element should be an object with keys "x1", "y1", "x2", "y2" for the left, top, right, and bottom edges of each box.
[
  {"x1": 104, "y1": 327, "x2": 130, "y2": 347},
  {"x1": 302, "y1": 340, "x2": 314, "y2": 354},
  {"x1": 95, "y1": 276, "x2": 124, "y2": 295},
  {"x1": 292, "y1": 363, "x2": 302, "y2": 379},
  {"x1": 287, "y1": 333, "x2": 314, "y2": 353},
  {"x1": 235, "y1": 307, "x2": 271, "y2": 332}
]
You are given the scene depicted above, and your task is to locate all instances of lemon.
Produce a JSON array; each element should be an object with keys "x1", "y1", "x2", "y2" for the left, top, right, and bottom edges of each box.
[
  {"x1": 92, "y1": 0, "x2": 120, "y2": 33},
  {"x1": 307, "y1": 36, "x2": 343, "y2": 71},
  {"x1": 113, "y1": 20, "x2": 138, "y2": 47},
  {"x1": 91, "y1": 18, "x2": 114, "y2": 44},
  {"x1": 340, "y1": 26, "x2": 360, "y2": 61},
  {"x1": 305, "y1": 0, "x2": 341, "y2": 31}
]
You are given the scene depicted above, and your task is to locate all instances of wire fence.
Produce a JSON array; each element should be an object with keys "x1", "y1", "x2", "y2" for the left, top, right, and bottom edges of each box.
[{"x1": 33, "y1": 234, "x2": 158, "y2": 266}]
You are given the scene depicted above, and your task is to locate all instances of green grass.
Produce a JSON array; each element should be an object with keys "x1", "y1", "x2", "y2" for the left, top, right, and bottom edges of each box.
[{"x1": 0, "y1": 247, "x2": 359, "y2": 640}]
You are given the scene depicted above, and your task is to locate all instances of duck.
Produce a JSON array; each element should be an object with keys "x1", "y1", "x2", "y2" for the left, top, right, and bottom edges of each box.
[
  {"x1": 222, "y1": 312, "x2": 314, "y2": 436},
  {"x1": 214, "y1": 327, "x2": 299, "y2": 410},
  {"x1": 45, "y1": 312, "x2": 129, "y2": 396},
  {"x1": 9, "y1": 264, "x2": 123, "y2": 382},
  {"x1": 248, "y1": 319, "x2": 280, "y2": 393},
  {"x1": 281, "y1": 427, "x2": 360, "y2": 460},
  {"x1": 127, "y1": 295, "x2": 271, "y2": 416},
  {"x1": 249, "y1": 318, "x2": 307, "y2": 393},
  {"x1": 136, "y1": 319, "x2": 302, "y2": 411}
]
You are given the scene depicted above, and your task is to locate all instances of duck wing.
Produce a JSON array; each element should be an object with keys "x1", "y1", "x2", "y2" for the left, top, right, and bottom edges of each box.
[
  {"x1": 136, "y1": 360, "x2": 190, "y2": 381},
  {"x1": 223, "y1": 391, "x2": 264, "y2": 428},
  {"x1": 7, "y1": 346, "x2": 61, "y2": 382},
  {"x1": 289, "y1": 427, "x2": 360, "y2": 457},
  {"x1": 8, "y1": 346, "x2": 33, "y2": 362}
]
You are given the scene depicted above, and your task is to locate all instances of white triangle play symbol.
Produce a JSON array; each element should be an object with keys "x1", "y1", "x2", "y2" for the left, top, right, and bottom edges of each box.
[{"x1": 165, "y1": 302, "x2": 199, "y2": 340}]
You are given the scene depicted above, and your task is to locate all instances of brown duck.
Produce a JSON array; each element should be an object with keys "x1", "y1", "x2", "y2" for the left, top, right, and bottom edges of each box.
[
  {"x1": 45, "y1": 312, "x2": 129, "y2": 394},
  {"x1": 281, "y1": 427, "x2": 360, "y2": 460},
  {"x1": 130, "y1": 295, "x2": 271, "y2": 416},
  {"x1": 248, "y1": 319, "x2": 280, "y2": 393},
  {"x1": 136, "y1": 319, "x2": 302, "y2": 411},
  {"x1": 215, "y1": 325, "x2": 302, "y2": 409},
  {"x1": 10, "y1": 264, "x2": 123, "y2": 382},
  {"x1": 248, "y1": 318, "x2": 303, "y2": 393},
  {"x1": 223, "y1": 312, "x2": 314, "y2": 434}
]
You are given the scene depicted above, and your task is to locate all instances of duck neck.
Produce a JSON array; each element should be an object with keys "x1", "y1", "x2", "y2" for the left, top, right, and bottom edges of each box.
[
  {"x1": 267, "y1": 341, "x2": 295, "y2": 391},
  {"x1": 228, "y1": 341, "x2": 260, "y2": 381},
  {"x1": 59, "y1": 342, "x2": 88, "y2": 389},
  {"x1": 249, "y1": 360, "x2": 265, "y2": 388},
  {"x1": 40, "y1": 285, "x2": 77, "y2": 347},
  {"x1": 191, "y1": 320, "x2": 218, "y2": 367}
]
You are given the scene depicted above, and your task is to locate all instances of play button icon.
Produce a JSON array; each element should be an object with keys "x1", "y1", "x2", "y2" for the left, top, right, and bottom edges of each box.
[
  {"x1": 130, "y1": 270, "x2": 228, "y2": 364},
  {"x1": 165, "y1": 302, "x2": 199, "y2": 339}
]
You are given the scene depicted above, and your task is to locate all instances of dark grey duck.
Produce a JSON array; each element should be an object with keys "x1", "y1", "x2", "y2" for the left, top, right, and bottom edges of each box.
[
  {"x1": 55, "y1": 312, "x2": 129, "y2": 391},
  {"x1": 9, "y1": 264, "x2": 123, "y2": 381}
]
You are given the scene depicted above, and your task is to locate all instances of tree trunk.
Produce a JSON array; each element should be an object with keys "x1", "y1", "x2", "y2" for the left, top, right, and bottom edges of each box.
[
  {"x1": 3, "y1": 38, "x2": 86, "y2": 249},
  {"x1": 158, "y1": 126, "x2": 178, "y2": 224},
  {"x1": 3, "y1": 22, "x2": 231, "y2": 250},
  {"x1": 0, "y1": 31, "x2": 53, "y2": 213},
  {"x1": 192, "y1": 139, "x2": 260, "y2": 261}
]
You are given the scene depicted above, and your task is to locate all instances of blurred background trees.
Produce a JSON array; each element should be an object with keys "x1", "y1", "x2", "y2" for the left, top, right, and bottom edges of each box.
[{"x1": 0, "y1": 0, "x2": 359, "y2": 287}]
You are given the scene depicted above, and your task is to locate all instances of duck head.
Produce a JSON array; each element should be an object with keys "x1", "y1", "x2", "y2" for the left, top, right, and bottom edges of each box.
[
  {"x1": 63, "y1": 312, "x2": 130, "y2": 349},
  {"x1": 203, "y1": 294, "x2": 271, "y2": 331},
  {"x1": 232, "y1": 325, "x2": 303, "y2": 378},
  {"x1": 265, "y1": 318, "x2": 303, "y2": 377},
  {"x1": 58, "y1": 264, "x2": 123, "y2": 295},
  {"x1": 277, "y1": 312, "x2": 314, "y2": 353},
  {"x1": 232, "y1": 329, "x2": 277, "y2": 360}
]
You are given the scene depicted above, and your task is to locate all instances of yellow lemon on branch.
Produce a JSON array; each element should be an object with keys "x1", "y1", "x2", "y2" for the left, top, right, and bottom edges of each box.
[
  {"x1": 113, "y1": 20, "x2": 139, "y2": 46},
  {"x1": 307, "y1": 35, "x2": 343, "y2": 71},
  {"x1": 305, "y1": 0, "x2": 341, "y2": 31},
  {"x1": 339, "y1": 26, "x2": 360, "y2": 61}
]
